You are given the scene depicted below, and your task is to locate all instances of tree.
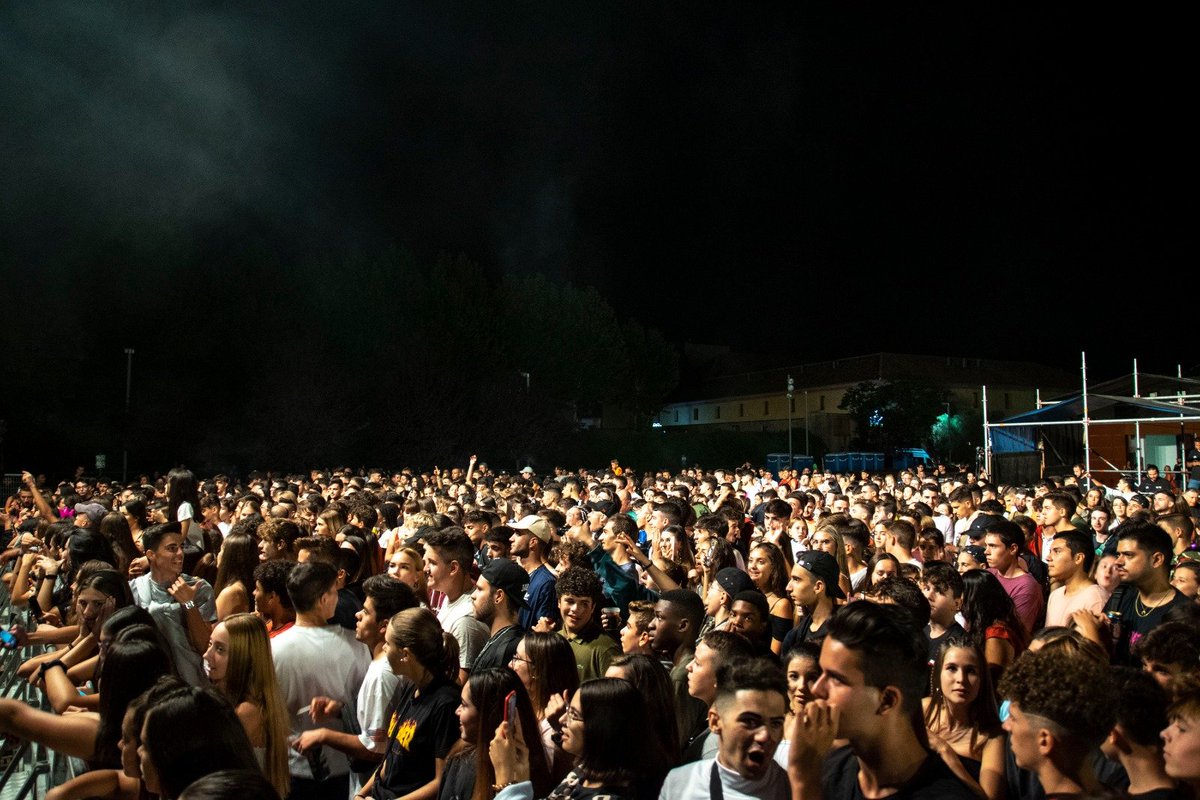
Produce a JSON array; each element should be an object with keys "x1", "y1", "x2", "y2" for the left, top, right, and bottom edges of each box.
[{"x1": 839, "y1": 380, "x2": 949, "y2": 451}]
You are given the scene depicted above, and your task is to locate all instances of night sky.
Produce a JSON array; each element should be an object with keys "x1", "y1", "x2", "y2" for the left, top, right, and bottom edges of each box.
[{"x1": 0, "y1": 4, "x2": 1192, "y2": 470}]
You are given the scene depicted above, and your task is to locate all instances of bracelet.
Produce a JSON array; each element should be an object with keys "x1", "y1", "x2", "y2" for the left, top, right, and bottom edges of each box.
[
  {"x1": 492, "y1": 782, "x2": 518, "y2": 793},
  {"x1": 37, "y1": 659, "x2": 65, "y2": 681}
]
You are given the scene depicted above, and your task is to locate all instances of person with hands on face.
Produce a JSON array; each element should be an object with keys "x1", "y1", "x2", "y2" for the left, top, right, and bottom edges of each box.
[
  {"x1": 489, "y1": 677, "x2": 670, "y2": 800},
  {"x1": 789, "y1": 601, "x2": 977, "y2": 800},
  {"x1": 129, "y1": 522, "x2": 217, "y2": 686}
]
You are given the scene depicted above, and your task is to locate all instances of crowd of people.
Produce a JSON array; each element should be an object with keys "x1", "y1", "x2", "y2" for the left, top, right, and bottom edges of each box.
[{"x1": 2, "y1": 456, "x2": 1200, "y2": 800}]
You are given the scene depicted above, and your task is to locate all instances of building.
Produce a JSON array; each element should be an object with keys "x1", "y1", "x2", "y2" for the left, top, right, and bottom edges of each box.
[{"x1": 653, "y1": 350, "x2": 1076, "y2": 454}]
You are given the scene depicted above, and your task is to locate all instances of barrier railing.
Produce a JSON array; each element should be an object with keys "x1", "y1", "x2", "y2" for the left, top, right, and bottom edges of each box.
[{"x1": 1, "y1": 576, "x2": 80, "y2": 799}]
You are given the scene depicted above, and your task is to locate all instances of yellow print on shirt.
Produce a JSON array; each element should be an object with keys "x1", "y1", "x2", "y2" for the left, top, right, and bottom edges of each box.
[{"x1": 395, "y1": 719, "x2": 417, "y2": 751}]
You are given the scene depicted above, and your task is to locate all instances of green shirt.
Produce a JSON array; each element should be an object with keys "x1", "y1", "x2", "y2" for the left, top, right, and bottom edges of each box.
[{"x1": 560, "y1": 626, "x2": 621, "y2": 682}]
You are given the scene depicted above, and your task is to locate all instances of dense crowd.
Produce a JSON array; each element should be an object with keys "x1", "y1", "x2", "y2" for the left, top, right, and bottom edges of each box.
[{"x1": 2, "y1": 457, "x2": 1200, "y2": 800}]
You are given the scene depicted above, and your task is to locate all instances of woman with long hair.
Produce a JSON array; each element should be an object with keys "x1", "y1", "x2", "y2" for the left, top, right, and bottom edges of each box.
[
  {"x1": 315, "y1": 508, "x2": 346, "y2": 538},
  {"x1": 605, "y1": 654, "x2": 681, "y2": 767},
  {"x1": 922, "y1": 634, "x2": 1004, "y2": 800},
  {"x1": 438, "y1": 668, "x2": 552, "y2": 800},
  {"x1": 657, "y1": 525, "x2": 696, "y2": 589},
  {"x1": 864, "y1": 552, "x2": 901, "y2": 595},
  {"x1": 808, "y1": 522, "x2": 853, "y2": 599},
  {"x1": 745, "y1": 543, "x2": 793, "y2": 654},
  {"x1": 202, "y1": 613, "x2": 290, "y2": 798},
  {"x1": 510, "y1": 632, "x2": 579, "y2": 781},
  {"x1": 359, "y1": 608, "x2": 461, "y2": 800},
  {"x1": 36, "y1": 569, "x2": 135, "y2": 714},
  {"x1": 213, "y1": 533, "x2": 259, "y2": 620},
  {"x1": 99, "y1": 512, "x2": 141, "y2": 577},
  {"x1": 960, "y1": 569, "x2": 1027, "y2": 683},
  {"x1": 0, "y1": 625, "x2": 173, "y2": 769},
  {"x1": 138, "y1": 679, "x2": 263, "y2": 800},
  {"x1": 122, "y1": 499, "x2": 150, "y2": 550},
  {"x1": 166, "y1": 468, "x2": 203, "y2": 547},
  {"x1": 489, "y1": 678, "x2": 670, "y2": 800}
]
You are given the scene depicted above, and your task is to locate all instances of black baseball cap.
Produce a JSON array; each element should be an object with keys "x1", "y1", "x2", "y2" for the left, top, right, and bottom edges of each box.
[
  {"x1": 795, "y1": 550, "x2": 846, "y2": 599},
  {"x1": 480, "y1": 559, "x2": 529, "y2": 609}
]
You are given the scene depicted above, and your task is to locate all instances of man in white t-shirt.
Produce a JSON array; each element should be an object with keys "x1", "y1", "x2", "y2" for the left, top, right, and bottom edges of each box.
[
  {"x1": 291, "y1": 574, "x2": 419, "y2": 795},
  {"x1": 424, "y1": 529, "x2": 488, "y2": 684},
  {"x1": 272, "y1": 561, "x2": 370, "y2": 800}
]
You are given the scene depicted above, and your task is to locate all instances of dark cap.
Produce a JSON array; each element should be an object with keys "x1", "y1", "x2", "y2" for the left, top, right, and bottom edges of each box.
[
  {"x1": 961, "y1": 544, "x2": 987, "y2": 565},
  {"x1": 795, "y1": 550, "x2": 846, "y2": 599},
  {"x1": 73, "y1": 502, "x2": 108, "y2": 526},
  {"x1": 732, "y1": 589, "x2": 770, "y2": 620},
  {"x1": 965, "y1": 514, "x2": 992, "y2": 542},
  {"x1": 480, "y1": 559, "x2": 529, "y2": 609},
  {"x1": 715, "y1": 567, "x2": 755, "y2": 597}
]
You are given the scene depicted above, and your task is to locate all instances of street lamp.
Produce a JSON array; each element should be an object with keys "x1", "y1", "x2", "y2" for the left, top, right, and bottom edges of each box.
[
  {"x1": 787, "y1": 374, "x2": 794, "y2": 466},
  {"x1": 123, "y1": 348, "x2": 134, "y2": 482}
]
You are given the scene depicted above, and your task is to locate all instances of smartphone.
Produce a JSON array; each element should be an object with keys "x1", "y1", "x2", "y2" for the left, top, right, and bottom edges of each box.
[
  {"x1": 0, "y1": 630, "x2": 18, "y2": 649},
  {"x1": 503, "y1": 690, "x2": 518, "y2": 723}
]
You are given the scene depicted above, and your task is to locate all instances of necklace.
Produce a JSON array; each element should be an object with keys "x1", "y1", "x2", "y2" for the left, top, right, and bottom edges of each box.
[{"x1": 1135, "y1": 590, "x2": 1173, "y2": 617}]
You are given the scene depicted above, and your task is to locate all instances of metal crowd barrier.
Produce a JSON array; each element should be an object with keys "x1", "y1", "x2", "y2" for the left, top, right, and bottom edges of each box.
[{"x1": 1, "y1": 576, "x2": 79, "y2": 799}]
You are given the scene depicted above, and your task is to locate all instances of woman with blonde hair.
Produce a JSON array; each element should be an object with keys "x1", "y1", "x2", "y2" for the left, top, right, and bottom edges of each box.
[
  {"x1": 387, "y1": 544, "x2": 431, "y2": 606},
  {"x1": 203, "y1": 612, "x2": 290, "y2": 799},
  {"x1": 315, "y1": 508, "x2": 347, "y2": 538},
  {"x1": 809, "y1": 520, "x2": 852, "y2": 598}
]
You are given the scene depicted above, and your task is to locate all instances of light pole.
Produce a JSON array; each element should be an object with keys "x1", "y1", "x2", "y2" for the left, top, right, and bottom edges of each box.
[
  {"x1": 804, "y1": 390, "x2": 810, "y2": 457},
  {"x1": 123, "y1": 348, "x2": 134, "y2": 483},
  {"x1": 787, "y1": 374, "x2": 794, "y2": 467}
]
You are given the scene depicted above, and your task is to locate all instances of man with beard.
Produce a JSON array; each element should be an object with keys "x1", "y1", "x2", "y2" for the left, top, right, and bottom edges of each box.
[
  {"x1": 469, "y1": 558, "x2": 527, "y2": 671},
  {"x1": 509, "y1": 515, "x2": 559, "y2": 631}
]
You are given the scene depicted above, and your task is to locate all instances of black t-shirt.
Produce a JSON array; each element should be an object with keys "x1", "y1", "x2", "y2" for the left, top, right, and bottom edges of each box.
[
  {"x1": 435, "y1": 753, "x2": 476, "y2": 800},
  {"x1": 1103, "y1": 585, "x2": 1192, "y2": 666},
  {"x1": 1130, "y1": 786, "x2": 1192, "y2": 800},
  {"x1": 924, "y1": 622, "x2": 966, "y2": 664},
  {"x1": 780, "y1": 613, "x2": 829, "y2": 653},
  {"x1": 472, "y1": 625, "x2": 524, "y2": 672},
  {"x1": 372, "y1": 677, "x2": 461, "y2": 800},
  {"x1": 822, "y1": 744, "x2": 976, "y2": 800},
  {"x1": 1187, "y1": 448, "x2": 1200, "y2": 482}
]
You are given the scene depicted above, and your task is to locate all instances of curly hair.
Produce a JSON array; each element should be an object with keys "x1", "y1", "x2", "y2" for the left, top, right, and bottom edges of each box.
[
  {"x1": 998, "y1": 648, "x2": 1115, "y2": 749},
  {"x1": 1135, "y1": 621, "x2": 1200, "y2": 672},
  {"x1": 555, "y1": 566, "x2": 603, "y2": 602}
]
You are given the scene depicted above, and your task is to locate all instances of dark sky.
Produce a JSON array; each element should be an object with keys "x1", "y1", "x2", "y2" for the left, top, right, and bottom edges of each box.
[{"x1": 0, "y1": 4, "x2": 1192, "y2": 376}]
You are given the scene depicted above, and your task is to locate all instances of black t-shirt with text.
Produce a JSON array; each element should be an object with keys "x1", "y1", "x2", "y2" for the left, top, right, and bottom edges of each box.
[{"x1": 372, "y1": 677, "x2": 460, "y2": 800}]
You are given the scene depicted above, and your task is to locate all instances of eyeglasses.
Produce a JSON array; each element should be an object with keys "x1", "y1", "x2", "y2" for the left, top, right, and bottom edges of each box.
[
  {"x1": 509, "y1": 654, "x2": 531, "y2": 666},
  {"x1": 564, "y1": 707, "x2": 584, "y2": 725}
]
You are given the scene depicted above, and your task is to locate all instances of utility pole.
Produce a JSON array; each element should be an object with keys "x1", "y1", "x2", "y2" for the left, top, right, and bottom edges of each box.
[
  {"x1": 123, "y1": 348, "x2": 134, "y2": 483},
  {"x1": 787, "y1": 374, "x2": 794, "y2": 467}
]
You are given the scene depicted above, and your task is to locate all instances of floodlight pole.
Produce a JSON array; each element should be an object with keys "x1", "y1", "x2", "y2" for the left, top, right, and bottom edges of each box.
[
  {"x1": 787, "y1": 375, "x2": 794, "y2": 467},
  {"x1": 123, "y1": 348, "x2": 134, "y2": 483},
  {"x1": 1082, "y1": 352, "x2": 1091, "y2": 487},
  {"x1": 982, "y1": 385, "x2": 991, "y2": 477},
  {"x1": 1134, "y1": 359, "x2": 1143, "y2": 479}
]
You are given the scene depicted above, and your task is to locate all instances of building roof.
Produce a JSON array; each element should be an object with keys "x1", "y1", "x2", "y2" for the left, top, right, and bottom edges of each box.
[{"x1": 667, "y1": 351, "x2": 1077, "y2": 404}]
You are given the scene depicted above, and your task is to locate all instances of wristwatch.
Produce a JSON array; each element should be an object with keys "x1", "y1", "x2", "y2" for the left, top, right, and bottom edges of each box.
[{"x1": 182, "y1": 600, "x2": 196, "y2": 610}]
